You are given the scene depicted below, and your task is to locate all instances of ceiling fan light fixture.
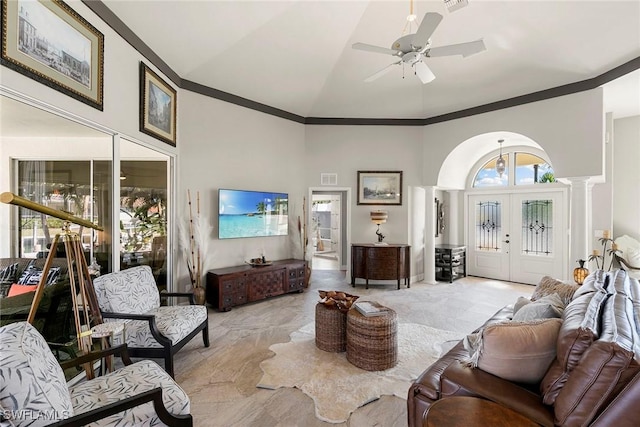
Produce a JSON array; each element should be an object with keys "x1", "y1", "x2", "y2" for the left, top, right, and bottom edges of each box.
[{"x1": 444, "y1": 0, "x2": 469, "y2": 13}]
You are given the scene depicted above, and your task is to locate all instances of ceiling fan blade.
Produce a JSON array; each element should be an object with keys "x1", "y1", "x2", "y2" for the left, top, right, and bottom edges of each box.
[
  {"x1": 427, "y1": 39, "x2": 486, "y2": 58},
  {"x1": 414, "y1": 61, "x2": 436, "y2": 84},
  {"x1": 352, "y1": 42, "x2": 401, "y2": 56},
  {"x1": 413, "y1": 12, "x2": 443, "y2": 49},
  {"x1": 364, "y1": 61, "x2": 401, "y2": 82}
]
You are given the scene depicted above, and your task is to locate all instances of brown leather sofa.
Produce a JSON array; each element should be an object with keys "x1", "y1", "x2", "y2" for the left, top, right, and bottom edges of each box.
[{"x1": 408, "y1": 269, "x2": 640, "y2": 427}]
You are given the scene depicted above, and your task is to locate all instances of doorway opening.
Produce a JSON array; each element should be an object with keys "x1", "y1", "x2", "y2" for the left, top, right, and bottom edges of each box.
[{"x1": 310, "y1": 190, "x2": 348, "y2": 271}]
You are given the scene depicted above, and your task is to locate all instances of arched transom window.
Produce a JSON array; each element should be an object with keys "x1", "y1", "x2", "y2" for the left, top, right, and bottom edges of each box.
[{"x1": 473, "y1": 151, "x2": 555, "y2": 188}]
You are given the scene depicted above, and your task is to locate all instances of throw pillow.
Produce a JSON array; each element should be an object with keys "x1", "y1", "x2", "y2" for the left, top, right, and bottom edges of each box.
[
  {"x1": 512, "y1": 293, "x2": 565, "y2": 322},
  {"x1": 17, "y1": 265, "x2": 61, "y2": 286},
  {"x1": 0, "y1": 262, "x2": 19, "y2": 298},
  {"x1": 467, "y1": 318, "x2": 563, "y2": 384},
  {"x1": 531, "y1": 276, "x2": 579, "y2": 305},
  {"x1": 8, "y1": 284, "x2": 38, "y2": 297},
  {"x1": 513, "y1": 296, "x2": 531, "y2": 315}
]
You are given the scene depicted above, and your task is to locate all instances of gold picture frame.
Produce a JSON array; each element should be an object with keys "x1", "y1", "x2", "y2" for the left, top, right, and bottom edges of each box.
[
  {"x1": 139, "y1": 62, "x2": 177, "y2": 146},
  {"x1": 1, "y1": 0, "x2": 104, "y2": 110},
  {"x1": 357, "y1": 171, "x2": 403, "y2": 205}
]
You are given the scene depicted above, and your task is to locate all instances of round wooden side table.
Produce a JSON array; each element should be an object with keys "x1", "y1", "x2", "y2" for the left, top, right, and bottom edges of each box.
[
  {"x1": 424, "y1": 397, "x2": 540, "y2": 427},
  {"x1": 91, "y1": 322, "x2": 125, "y2": 374},
  {"x1": 346, "y1": 302, "x2": 397, "y2": 371}
]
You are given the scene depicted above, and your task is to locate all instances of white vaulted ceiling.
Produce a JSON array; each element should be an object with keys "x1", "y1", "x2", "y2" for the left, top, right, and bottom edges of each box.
[{"x1": 99, "y1": 0, "x2": 640, "y2": 120}]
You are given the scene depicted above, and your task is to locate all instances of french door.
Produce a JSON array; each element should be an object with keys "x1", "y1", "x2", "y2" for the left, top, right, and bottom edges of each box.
[{"x1": 466, "y1": 190, "x2": 566, "y2": 285}]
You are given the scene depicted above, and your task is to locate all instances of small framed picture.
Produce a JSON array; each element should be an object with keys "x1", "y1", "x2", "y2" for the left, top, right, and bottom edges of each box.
[
  {"x1": 1, "y1": 0, "x2": 104, "y2": 110},
  {"x1": 357, "y1": 171, "x2": 403, "y2": 205},
  {"x1": 139, "y1": 62, "x2": 177, "y2": 146}
]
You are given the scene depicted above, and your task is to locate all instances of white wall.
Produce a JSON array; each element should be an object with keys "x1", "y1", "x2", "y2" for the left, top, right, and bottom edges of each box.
[
  {"x1": 304, "y1": 125, "x2": 423, "y2": 246},
  {"x1": 423, "y1": 89, "x2": 605, "y2": 188},
  {"x1": 613, "y1": 115, "x2": 640, "y2": 240},
  {"x1": 178, "y1": 91, "x2": 306, "y2": 273}
]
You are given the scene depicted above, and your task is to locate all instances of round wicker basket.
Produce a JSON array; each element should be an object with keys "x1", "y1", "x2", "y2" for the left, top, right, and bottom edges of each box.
[
  {"x1": 315, "y1": 303, "x2": 348, "y2": 352},
  {"x1": 346, "y1": 303, "x2": 398, "y2": 371}
]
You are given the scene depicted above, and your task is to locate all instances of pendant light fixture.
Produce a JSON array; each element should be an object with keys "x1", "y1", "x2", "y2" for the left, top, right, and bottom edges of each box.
[{"x1": 496, "y1": 139, "x2": 506, "y2": 177}]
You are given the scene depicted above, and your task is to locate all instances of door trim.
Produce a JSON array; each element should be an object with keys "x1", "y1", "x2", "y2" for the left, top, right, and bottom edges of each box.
[{"x1": 308, "y1": 187, "x2": 351, "y2": 272}]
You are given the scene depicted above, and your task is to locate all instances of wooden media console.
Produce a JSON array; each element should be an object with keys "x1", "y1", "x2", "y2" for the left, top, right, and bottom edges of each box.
[{"x1": 206, "y1": 259, "x2": 306, "y2": 311}]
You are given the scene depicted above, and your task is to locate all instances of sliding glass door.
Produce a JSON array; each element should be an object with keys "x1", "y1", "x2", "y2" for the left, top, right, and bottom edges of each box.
[
  {"x1": 119, "y1": 138, "x2": 170, "y2": 291},
  {"x1": 16, "y1": 160, "x2": 112, "y2": 271}
]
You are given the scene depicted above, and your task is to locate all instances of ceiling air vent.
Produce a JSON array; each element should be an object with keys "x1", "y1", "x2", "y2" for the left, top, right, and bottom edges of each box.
[
  {"x1": 320, "y1": 173, "x2": 338, "y2": 186},
  {"x1": 444, "y1": 0, "x2": 469, "y2": 13}
]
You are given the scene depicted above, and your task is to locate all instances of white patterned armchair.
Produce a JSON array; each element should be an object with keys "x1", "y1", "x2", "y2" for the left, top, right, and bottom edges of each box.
[
  {"x1": 0, "y1": 321, "x2": 192, "y2": 426},
  {"x1": 92, "y1": 266, "x2": 209, "y2": 378}
]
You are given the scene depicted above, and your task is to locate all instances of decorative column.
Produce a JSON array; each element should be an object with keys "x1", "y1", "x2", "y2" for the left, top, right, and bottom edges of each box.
[
  {"x1": 568, "y1": 177, "x2": 591, "y2": 275},
  {"x1": 424, "y1": 186, "x2": 436, "y2": 284}
]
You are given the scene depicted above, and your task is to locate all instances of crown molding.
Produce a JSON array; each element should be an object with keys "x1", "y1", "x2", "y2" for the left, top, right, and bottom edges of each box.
[{"x1": 83, "y1": 1, "x2": 639, "y2": 127}]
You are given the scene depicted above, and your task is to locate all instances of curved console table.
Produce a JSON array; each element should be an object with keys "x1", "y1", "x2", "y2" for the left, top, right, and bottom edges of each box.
[{"x1": 351, "y1": 243, "x2": 410, "y2": 289}]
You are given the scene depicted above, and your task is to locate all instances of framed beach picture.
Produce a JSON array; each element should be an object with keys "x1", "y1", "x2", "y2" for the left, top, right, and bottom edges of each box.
[
  {"x1": 357, "y1": 171, "x2": 403, "y2": 205},
  {"x1": 139, "y1": 62, "x2": 177, "y2": 146},
  {"x1": 1, "y1": 0, "x2": 104, "y2": 110}
]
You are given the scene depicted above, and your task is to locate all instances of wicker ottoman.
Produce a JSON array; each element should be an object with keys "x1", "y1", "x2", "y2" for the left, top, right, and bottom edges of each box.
[
  {"x1": 315, "y1": 303, "x2": 347, "y2": 352},
  {"x1": 346, "y1": 303, "x2": 398, "y2": 371}
]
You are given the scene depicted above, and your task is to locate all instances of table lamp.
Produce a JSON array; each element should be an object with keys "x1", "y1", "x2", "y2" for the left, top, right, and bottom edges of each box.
[{"x1": 370, "y1": 210, "x2": 389, "y2": 243}]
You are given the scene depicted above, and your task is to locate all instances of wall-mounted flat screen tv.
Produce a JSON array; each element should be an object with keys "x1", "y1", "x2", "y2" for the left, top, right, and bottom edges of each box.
[{"x1": 218, "y1": 189, "x2": 289, "y2": 239}]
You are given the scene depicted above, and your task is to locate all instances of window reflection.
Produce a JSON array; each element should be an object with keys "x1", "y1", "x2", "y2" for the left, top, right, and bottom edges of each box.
[
  {"x1": 118, "y1": 143, "x2": 169, "y2": 293},
  {"x1": 17, "y1": 160, "x2": 111, "y2": 273}
]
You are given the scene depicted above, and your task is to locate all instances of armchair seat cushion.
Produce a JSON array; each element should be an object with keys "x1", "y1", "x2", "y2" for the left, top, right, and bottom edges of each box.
[
  {"x1": 69, "y1": 360, "x2": 190, "y2": 426},
  {"x1": 0, "y1": 321, "x2": 74, "y2": 425},
  {"x1": 123, "y1": 305, "x2": 208, "y2": 348}
]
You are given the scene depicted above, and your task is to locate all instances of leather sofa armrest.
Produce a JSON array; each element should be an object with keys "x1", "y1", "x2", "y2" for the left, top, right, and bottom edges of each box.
[
  {"x1": 411, "y1": 341, "x2": 468, "y2": 400},
  {"x1": 441, "y1": 360, "x2": 554, "y2": 427}
]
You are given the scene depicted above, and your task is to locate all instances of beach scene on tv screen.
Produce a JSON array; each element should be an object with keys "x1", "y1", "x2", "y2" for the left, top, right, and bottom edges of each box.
[{"x1": 219, "y1": 189, "x2": 289, "y2": 239}]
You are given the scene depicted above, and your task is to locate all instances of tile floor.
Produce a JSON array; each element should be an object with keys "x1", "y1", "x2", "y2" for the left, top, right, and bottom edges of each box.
[{"x1": 174, "y1": 270, "x2": 534, "y2": 426}]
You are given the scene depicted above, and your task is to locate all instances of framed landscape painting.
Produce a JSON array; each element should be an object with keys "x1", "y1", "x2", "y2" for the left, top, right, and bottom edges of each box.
[
  {"x1": 357, "y1": 171, "x2": 403, "y2": 205},
  {"x1": 139, "y1": 62, "x2": 177, "y2": 146},
  {"x1": 1, "y1": 0, "x2": 104, "y2": 110}
]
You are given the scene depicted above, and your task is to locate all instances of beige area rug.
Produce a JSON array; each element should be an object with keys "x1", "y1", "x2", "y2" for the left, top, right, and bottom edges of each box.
[{"x1": 257, "y1": 322, "x2": 463, "y2": 423}]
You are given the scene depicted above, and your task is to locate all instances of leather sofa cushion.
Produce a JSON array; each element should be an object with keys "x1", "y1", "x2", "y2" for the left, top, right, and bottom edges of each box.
[
  {"x1": 554, "y1": 340, "x2": 638, "y2": 426},
  {"x1": 467, "y1": 318, "x2": 562, "y2": 384},
  {"x1": 554, "y1": 289, "x2": 640, "y2": 426},
  {"x1": 540, "y1": 289, "x2": 608, "y2": 405},
  {"x1": 590, "y1": 371, "x2": 640, "y2": 427}
]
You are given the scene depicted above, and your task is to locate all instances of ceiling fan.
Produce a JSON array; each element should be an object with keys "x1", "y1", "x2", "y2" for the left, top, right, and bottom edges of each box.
[{"x1": 352, "y1": 12, "x2": 486, "y2": 84}]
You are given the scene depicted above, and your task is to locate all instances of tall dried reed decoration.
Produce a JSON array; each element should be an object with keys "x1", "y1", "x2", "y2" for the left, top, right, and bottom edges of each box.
[{"x1": 185, "y1": 190, "x2": 206, "y2": 304}]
